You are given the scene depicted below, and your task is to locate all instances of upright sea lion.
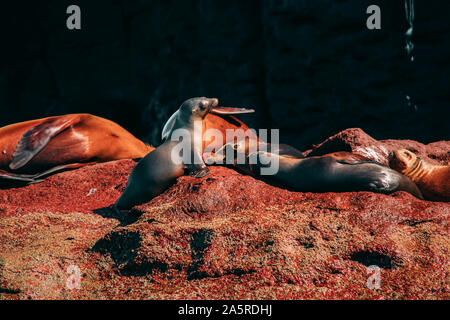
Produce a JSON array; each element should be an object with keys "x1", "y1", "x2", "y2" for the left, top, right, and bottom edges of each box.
[
  {"x1": 161, "y1": 106, "x2": 255, "y2": 142},
  {"x1": 389, "y1": 149, "x2": 449, "y2": 202},
  {"x1": 115, "y1": 97, "x2": 255, "y2": 209},
  {"x1": 0, "y1": 114, "x2": 154, "y2": 184},
  {"x1": 163, "y1": 104, "x2": 257, "y2": 155},
  {"x1": 206, "y1": 139, "x2": 424, "y2": 199}
]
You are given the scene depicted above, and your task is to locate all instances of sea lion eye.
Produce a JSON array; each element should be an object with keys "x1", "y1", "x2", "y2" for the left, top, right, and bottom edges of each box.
[{"x1": 402, "y1": 151, "x2": 412, "y2": 159}]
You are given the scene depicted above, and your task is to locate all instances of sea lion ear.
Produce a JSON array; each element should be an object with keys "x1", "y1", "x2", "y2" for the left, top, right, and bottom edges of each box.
[{"x1": 161, "y1": 111, "x2": 178, "y2": 141}]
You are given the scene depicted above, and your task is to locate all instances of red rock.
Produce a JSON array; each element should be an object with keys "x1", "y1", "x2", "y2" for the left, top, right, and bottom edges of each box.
[
  {"x1": 0, "y1": 129, "x2": 448, "y2": 299},
  {"x1": 305, "y1": 128, "x2": 450, "y2": 166}
]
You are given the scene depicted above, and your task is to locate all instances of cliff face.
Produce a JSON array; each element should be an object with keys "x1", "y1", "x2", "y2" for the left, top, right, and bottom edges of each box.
[
  {"x1": 3, "y1": 1, "x2": 450, "y2": 149},
  {"x1": 0, "y1": 129, "x2": 448, "y2": 299}
]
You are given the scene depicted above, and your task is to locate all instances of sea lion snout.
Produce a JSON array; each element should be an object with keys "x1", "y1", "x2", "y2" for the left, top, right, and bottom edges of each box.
[
  {"x1": 194, "y1": 97, "x2": 219, "y2": 119},
  {"x1": 387, "y1": 151, "x2": 400, "y2": 169},
  {"x1": 180, "y1": 97, "x2": 219, "y2": 117},
  {"x1": 209, "y1": 98, "x2": 219, "y2": 108},
  {"x1": 200, "y1": 97, "x2": 219, "y2": 114},
  {"x1": 388, "y1": 149, "x2": 416, "y2": 173}
]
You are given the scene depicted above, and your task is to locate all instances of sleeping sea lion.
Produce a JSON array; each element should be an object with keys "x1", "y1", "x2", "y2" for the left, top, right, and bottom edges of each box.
[
  {"x1": 0, "y1": 114, "x2": 154, "y2": 184},
  {"x1": 389, "y1": 149, "x2": 449, "y2": 202},
  {"x1": 205, "y1": 139, "x2": 424, "y2": 199}
]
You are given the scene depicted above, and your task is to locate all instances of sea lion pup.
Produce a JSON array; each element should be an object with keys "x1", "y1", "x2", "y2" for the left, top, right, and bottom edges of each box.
[
  {"x1": 389, "y1": 149, "x2": 450, "y2": 202},
  {"x1": 115, "y1": 97, "x2": 255, "y2": 210},
  {"x1": 0, "y1": 114, "x2": 154, "y2": 184},
  {"x1": 162, "y1": 102, "x2": 257, "y2": 152},
  {"x1": 206, "y1": 139, "x2": 424, "y2": 199}
]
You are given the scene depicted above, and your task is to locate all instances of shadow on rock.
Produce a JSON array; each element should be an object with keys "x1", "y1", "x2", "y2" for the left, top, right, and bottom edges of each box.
[
  {"x1": 91, "y1": 230, "x2": 141, "y2": 266},
  {"x1": 349, "y1": 250, "x2": 398, "y2": 269},
  {"x1": 93, "y1": 206, "x2": 142, "y2": 226},
  {"x1": 90, "y1": 229, "x2": 171, "y2": 277},
  {"x1": 187, "y1": 229, "x2": 213, "y2": 280}
]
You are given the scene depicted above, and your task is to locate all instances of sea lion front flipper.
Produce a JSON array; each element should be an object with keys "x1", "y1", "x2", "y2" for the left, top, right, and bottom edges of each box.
[
  {"x1": 210, "y1": 107, "x2": 255, "y2": 115},
  {"x1": 323, "y1": 152, "x2": 374, "y2": 163},
  {"x1": 161, "y1": 111, "x2": 178, "y2": 141},
  {"x1": 335, "y1": 159, "x2": 381, "y2": 166},
  {"x1": 333, "y1": 160, "x2": 424, "y2": 200},
  {"x1": 186, "y1": 164, "x2": 210, "y2": 178},
  {"x1": 9, "y1": 114, "x2": 81, "y2": 170}
]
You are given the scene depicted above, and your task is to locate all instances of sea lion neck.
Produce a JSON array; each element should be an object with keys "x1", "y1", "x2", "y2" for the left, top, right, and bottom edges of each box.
[{"x1": 405, "y1": 156, "x2": 423, "y2": 180}]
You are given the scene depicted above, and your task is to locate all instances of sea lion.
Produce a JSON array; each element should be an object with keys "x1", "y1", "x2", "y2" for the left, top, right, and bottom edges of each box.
[
  {"x1": 0, "y1": 114, "x2": 154, "y2": 184},
  {"x1": 115, "y1": 97, "x2": 255, "y2": 209},
  {"x1": 163, "y1": 104, "x2": 258, "y2": 155},
  {"x1": 161, "y1": 106, "x2": 255, "y2": 142},
  {"x1": 206, "y1": 139, "x2": 424, "y2": 199},
  {"x1": 203, "y1": 138, "x2": 368, "y2": 172},
  {"x1": 389, "y1": 149, "x2": 450, "y2": 202}
]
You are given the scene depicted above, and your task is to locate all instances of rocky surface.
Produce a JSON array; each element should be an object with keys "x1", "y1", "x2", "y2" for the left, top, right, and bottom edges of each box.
[
  {"x1": 0, "y1": 129, "x2": 448, "y2": 300},
  {"x1": 304, "y1": 128, "x2": 450, "y2": 166}
]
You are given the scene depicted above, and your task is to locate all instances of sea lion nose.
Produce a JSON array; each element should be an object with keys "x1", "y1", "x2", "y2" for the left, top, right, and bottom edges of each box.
[{"x1": 209, "y1": 98, "x2": 219, "y2": 108}]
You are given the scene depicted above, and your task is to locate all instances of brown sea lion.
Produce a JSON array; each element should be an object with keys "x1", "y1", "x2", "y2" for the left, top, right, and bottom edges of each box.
[
  {"x1": 205, "y1": 139, "x2": 424, "y2": 199},
  {"x1": 389, "y1": 149, "x2": 450, "y2": 202},
  {"x1": 115, "y1": 97, "x2": 255, "y2": 210},
  {"x1": 0, "y1": 114, "x2": 155, "y2": 184}
]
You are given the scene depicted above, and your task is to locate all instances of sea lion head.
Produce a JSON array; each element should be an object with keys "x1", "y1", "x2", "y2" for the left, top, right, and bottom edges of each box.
[
  {"x1": 389, "y1": 149, "x2": 420, "y2": 175},
  {"x1": 179, "y1": 97, "x2": 219, "y2": 120}
]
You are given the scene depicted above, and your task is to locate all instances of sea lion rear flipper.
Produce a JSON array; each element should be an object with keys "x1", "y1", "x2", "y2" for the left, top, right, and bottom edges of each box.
[
  {"x1": 210, "y1": 107, "x2": 255, "y2": 115},
  {"x1": 33, "y1": 162, "x2": 95, "y2": 180},
  {"x1": 0, "y1": 162, "x2": 94, "y2": 186},
  {"x1": 9, "y1": 115, "x2": 81, "y2": 170},
  {"x1": 186, "y1": 164, "x2": 210, "y2": 178},
  {"x1": 0, "y1": 169, "x2": 38, "y2": 183}
]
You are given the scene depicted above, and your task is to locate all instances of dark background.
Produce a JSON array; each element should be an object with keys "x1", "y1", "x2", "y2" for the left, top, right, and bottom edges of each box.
[{"x1": 1, "y1": 0, "x2": 449, "y2": 150}]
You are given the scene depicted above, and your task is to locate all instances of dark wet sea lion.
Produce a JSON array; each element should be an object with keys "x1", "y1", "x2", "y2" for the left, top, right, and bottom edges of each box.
[
  {"x1": 258, "y1": 152, "x2": 423, "y2": 198},
  {"x1": 206, "y1": 139, "x2": 424, "y2": 199}
]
